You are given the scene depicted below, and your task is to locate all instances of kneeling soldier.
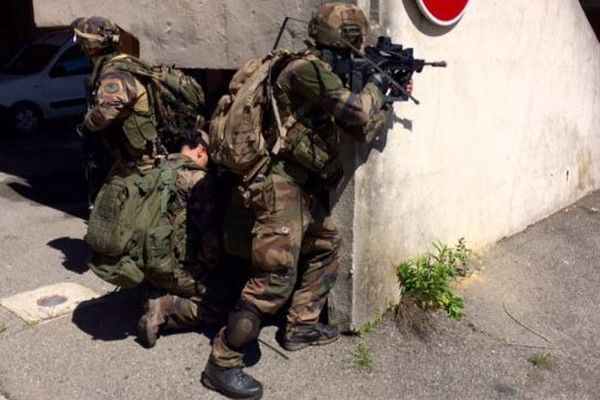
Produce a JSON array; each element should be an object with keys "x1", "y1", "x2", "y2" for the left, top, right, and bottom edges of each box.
[{"x1": 137, "y1": 130, "x2": 244, "y2": 347}]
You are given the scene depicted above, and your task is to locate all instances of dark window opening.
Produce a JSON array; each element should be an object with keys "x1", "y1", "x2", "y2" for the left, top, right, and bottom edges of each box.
[
  {"x1": 2, "y1": 43, "x2": 60, "y2": 75},
  {"x1": 183, "y1": 68, "x2": 237, "y2": 120},
  {"x1": 49, "y1": 45, "x2": 93, "y2": 78},
  {"x1": 580, "y1": 0, "x2": 600, "y2": 42}
]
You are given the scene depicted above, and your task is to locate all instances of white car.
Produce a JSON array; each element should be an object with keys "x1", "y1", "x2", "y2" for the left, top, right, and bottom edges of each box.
[{"x1": 0, "y1": 30, "x2": 92, "y2": 134}]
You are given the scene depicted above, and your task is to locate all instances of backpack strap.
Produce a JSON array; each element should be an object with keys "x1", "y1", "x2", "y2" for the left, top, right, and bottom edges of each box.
[{"x1": 267, "y1": 50, "x2": 309, "y2": 156}]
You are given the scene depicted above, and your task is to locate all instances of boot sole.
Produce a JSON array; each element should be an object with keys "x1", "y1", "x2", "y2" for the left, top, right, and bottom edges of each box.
[
  {"x1": 201, "y1": 372, "x2": 263, "y2": 400},
  {"x1": 282, "y1": 333, "x2": 340, "y2": 352},
  {"x1": 136, "y1": 316, "x2": 157, "y2": 349}
]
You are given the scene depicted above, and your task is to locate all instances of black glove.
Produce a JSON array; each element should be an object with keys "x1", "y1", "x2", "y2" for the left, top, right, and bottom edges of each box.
[{"x1": 368, "y1": 72, "x2": 391, "y2": 94}]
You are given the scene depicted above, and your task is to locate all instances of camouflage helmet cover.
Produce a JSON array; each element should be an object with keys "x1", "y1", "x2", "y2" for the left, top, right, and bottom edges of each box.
[
  {"x1": 72, "y1": 16, "x2": 120, "y2": 52},
  {"x1": 308, "y1": 2, "x2": 369, "y2": 48}
]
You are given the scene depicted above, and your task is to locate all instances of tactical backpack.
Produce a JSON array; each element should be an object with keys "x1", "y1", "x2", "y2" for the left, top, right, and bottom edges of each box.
[
  {"x1": 86, "y1": 159, "x2": 189, "y2": 288},
  {"x1": 209, "y1": 50, "x2": 300, "y2": 180},
  {"x1": 98, "y1": 56, "x2": 205, "y2": 153}
]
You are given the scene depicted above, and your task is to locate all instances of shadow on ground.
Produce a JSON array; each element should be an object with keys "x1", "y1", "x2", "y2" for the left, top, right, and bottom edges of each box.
[
  {"x1": 72, "y1": 286, "x2": 145, "y2": 342},
  {"x1": 0, "y1": 121, "x2": 89, "y2": 219},
  {"x1": 71, "y1": 283, "x2": 265, "y2": 366},
  {"x1": 47, "y1": 236, "x2": 89, "y2": 274}
]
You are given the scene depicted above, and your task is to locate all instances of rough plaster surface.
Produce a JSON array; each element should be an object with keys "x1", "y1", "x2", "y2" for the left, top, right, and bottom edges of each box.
[
  {"x1": 33, "y1": 0, "x2": 324, "y2": 68},
  {"x1": 350, "y1": 0, "x2": 600, "y2": 327}
]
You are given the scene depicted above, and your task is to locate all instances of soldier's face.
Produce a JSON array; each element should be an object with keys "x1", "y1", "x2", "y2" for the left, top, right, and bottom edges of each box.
[{"x1": 181, "y1": 144, "x2": 209, "y2": 168}]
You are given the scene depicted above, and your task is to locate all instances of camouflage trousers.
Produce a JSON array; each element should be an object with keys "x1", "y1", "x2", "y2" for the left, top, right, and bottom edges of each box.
[
  {"x1": 149, "y1": 262, "x2": 245, "y2": 329},
  {"x1": 210, "y1": 172, "x2": 341, "y2": 368},
  {"x1": 145, "y1": 265, "x2": 209, "y2": 299}
]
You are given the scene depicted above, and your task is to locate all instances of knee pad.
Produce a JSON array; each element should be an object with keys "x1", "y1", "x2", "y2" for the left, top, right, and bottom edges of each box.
[{"x1": 225, "y1": 302, "x2": 262, "y2": 350}]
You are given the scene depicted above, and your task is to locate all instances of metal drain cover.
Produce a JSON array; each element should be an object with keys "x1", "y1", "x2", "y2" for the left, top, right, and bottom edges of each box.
[{"x1": 37, "y1": 295, "x2": 68, "y2": 307}]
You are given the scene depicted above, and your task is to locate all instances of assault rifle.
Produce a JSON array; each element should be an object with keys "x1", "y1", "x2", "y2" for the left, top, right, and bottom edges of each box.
[
  {"x1": 272, "y1": 17, "x2": 446, "y2": 104},
  {"x1": 331, "y1": 36, "x2": 447, "y2": 104},
  {"x1": 79, "y1": 77, "x2": 111, "y2": 209}
]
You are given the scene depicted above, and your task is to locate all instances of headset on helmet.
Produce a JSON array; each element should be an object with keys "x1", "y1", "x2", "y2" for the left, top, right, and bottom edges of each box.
[
  {"x1": 308, "y1": 2, "x2": 369, "y2": 49},
  {"x1": 72, "y1": 16, "x2": 120, "y2": 53}
]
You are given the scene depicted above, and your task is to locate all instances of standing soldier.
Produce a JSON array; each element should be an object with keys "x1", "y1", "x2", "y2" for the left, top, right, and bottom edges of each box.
[
  {"x1": 72, "y1": 16, "x2": 161, "y2": 173},
  {"x1": 201, "y1": 3, "x2": 412, "y2": 399}
]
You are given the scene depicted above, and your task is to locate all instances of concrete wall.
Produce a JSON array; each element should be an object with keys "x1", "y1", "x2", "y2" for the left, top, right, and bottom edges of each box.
[
  {"x1": 347, "y1": 0, "x2": 600, "y2": 327},
  {"x1": 33, "y1": 0, "x2": 325, "y2": 69}
]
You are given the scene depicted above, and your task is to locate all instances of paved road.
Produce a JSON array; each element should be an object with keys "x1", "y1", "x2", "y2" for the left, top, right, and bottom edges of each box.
[{"x1": 0, "y1": 125, "x2": 599, "y2": 399}]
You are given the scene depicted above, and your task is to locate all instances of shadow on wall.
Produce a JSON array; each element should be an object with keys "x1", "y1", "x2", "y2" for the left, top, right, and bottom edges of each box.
[
  {"x1": 580, "y1": 1, "x2": 600, "y2": 42},
  {"x1": 119, "y1": 28, "x2": 140, "y2": 57}
]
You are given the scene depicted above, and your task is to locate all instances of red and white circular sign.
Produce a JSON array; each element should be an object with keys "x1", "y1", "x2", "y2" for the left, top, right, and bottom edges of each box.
[{"x1": 416, "y1": 0, "x2": 470, "y2": 26}]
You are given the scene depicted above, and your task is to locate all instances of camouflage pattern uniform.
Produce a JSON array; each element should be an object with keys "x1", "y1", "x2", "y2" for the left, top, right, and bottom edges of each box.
[
  {"x1": 85, "y1": 53, "x2": 160, "y2": 173},
  {"x1": 209, "y1": 46, "x2": 388, "y2": 368},
  {"x1": 143, "y1": 154, "x2": 242, "y2": 328}
]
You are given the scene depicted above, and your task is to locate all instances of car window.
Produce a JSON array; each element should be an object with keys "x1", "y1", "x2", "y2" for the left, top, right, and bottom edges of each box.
[
  {"x1": 1, "y1": 44, "x2": 60, "y2": 75},
  {"x1": 49, "y1": 45, "x2": 93, "y2": 78}
]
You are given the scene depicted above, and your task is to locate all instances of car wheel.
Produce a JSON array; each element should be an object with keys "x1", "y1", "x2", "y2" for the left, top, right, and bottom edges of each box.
[{"x1": 12, "y1": 103, "x2": 42, "y2": 135}]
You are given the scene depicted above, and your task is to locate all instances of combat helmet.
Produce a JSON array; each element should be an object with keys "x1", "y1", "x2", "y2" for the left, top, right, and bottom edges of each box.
[
  {"x1": 72, "y1": 16, "x2": 120, "y2": 54},
  {"x1": 308, "y1": 2, "x2": 369, "y2": 49}
]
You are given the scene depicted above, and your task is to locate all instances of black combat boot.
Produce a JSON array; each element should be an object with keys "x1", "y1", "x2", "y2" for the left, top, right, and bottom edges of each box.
[
  {"x1": 136, "y1": 294, "x2": 174, "y2": 348},
  {"x1": 282, "y1": 322, "x2": 340, "y2": 351},
  {"x1": 201, "y1": 362, "x2": 263, "y2": 400}
]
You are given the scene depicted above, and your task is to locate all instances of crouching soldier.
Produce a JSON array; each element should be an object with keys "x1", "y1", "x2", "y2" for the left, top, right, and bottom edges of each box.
[
  {"x1": 86, "y1": 129, "x2": 242, "y2": 348},
  {"x1": 136, "y1": 130, "x2": 245, "y2": 348}
]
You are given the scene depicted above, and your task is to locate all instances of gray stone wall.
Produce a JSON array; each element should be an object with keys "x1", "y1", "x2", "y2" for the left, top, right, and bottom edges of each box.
[{"x1": 33, "y1": 0, "x2": 324, "y2": 68}]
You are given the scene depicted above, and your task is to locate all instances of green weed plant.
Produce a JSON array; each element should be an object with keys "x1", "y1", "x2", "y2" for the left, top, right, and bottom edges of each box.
[
  {"x1": 353, "y1": 340, "x2": 373, "y2": 370},
  {"x1": 396, "y1": 238, "x2": 471, "y2": 320}
]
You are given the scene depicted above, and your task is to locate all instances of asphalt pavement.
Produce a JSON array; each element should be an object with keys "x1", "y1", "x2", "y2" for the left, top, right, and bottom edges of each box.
[{"x1": 0, "y1": 125, "x2": 599, "y2": 400}]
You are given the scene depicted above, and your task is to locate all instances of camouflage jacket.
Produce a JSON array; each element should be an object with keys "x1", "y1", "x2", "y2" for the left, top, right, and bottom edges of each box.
[
  {"x1": 167, "y1": 154, "x2": 223, "y2": 271},
  {"x1": 273, "y1": 45, "x2": 388, "y2": 186},
  {"x1": 85, "y1": 53, "x2": 158, "y2": 162}
]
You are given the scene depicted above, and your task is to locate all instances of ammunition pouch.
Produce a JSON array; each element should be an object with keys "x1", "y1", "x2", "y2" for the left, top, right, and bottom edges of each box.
[
  {"x1": 88, "y1": 254, "x2": 145, "y2": 289},
  {"x1": 122, "y1": 112, "x2": 158, "y2": 151},
  {"x1": 283, "y1": 122, "x2": 343, "y2": 187},
  {"x1": 86, "y1": 174, "x2": 142, "y2": 257}
]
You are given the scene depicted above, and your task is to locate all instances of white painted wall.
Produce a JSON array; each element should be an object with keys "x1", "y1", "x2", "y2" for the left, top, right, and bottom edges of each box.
[{"x1": 350, "y1": 0, "x2": 600, "y2": 324}]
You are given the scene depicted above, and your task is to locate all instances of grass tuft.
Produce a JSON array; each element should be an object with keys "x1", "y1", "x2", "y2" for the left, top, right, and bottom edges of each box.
[
  {"x1": 353, "y1": 340, "x2": 373, "y2": 370},
  {"x1": 528, "y1": 353, "x2": 553, "y2": 370}
]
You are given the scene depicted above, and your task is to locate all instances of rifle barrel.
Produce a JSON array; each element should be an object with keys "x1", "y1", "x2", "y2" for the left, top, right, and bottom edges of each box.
[{"x1": 425, "y1": 61, "x2": 447, "y2": 67}]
